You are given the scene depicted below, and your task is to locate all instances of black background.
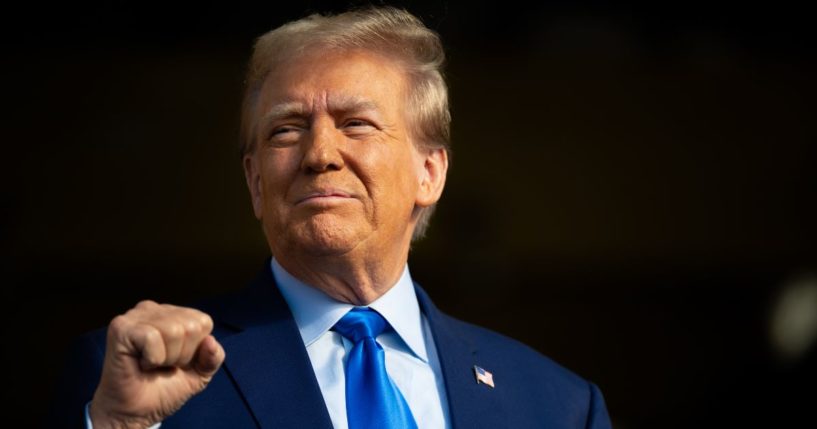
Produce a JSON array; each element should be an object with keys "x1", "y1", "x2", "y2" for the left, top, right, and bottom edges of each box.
[{"x1": 3, "y1": 1, "x2": 816, "y2": 427}]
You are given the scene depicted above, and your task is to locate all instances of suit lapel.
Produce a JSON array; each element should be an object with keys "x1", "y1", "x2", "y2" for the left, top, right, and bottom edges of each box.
[
  {"x1": 209, "y1": 266, "x2": 505, "y2": 428},
  {"x1": 415, "y1": 285, "x2": 508, "y2": 428},
  {"x1": 215, "y1": 264, "x2": 334, "y2": 429}
]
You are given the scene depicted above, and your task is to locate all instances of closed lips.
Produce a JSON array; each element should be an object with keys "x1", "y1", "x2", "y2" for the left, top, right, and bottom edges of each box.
[{"x1": 296, "y1": 190, "x2": 353, "y2": 204}]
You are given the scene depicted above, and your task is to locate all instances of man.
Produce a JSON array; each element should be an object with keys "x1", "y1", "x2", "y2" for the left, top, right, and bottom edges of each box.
[{"x1": 49, "y1": 7, "x2": 612, "y2": 429}]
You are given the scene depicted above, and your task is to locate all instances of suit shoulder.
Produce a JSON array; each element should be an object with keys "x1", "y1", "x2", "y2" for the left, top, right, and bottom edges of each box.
[
  {"x1": 435, "y1": 312, "x2": 612, "y2": 428},
  {"x1": 439, "y1": 311, "x2": 593, "y2": 393}
]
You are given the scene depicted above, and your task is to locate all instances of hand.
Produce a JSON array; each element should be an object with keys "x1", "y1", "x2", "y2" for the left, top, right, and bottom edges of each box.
[{"x1": 89, "y1": 300, "x2": 226, "y2": 429}]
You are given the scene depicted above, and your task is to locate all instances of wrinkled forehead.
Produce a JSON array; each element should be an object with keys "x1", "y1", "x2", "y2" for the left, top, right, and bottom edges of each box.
[
  {"x1": 255, "y1": 48, "x2": 409, "y2": 116},
  {"x1": 260, "y1": 95, "x2": 382, "y2": 121}
]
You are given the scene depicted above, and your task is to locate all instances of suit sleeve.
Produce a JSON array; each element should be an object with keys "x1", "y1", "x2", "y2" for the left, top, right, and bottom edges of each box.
[
  {"x1": 585, "y1": 382, "x2": 613, "y2": 429},
  {"x1": 45, "y1": 331, "x2": 106, "y2": 429}
]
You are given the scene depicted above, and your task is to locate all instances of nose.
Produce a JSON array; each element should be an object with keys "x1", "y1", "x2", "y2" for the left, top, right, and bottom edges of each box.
[{"x1": 301, "y1": 118, "x2": 345, "y2": 173}]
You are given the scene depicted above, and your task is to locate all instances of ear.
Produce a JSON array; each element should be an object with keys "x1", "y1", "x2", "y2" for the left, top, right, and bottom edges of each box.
[
  {"x1": 243, "y1": 154, "x2": 264, "y2": 219},
  {"x1": 415, "y1": 147, "x2": 448, "y2": 208}
]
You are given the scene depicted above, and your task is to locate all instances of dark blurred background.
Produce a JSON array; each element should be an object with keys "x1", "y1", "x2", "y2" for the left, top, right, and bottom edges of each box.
[{"x1": 3, "y1": 1, "x2": 815, "y2": 427}]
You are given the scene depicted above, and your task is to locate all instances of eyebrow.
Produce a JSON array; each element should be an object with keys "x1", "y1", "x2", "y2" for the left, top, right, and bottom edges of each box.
[
  {"x1": 260, "y1": 96, "x2": 382, "y2": 123},
  {"x1": 260, "y1": 102, "x2": 311, "y2": 123},
  {"x1": 327, "y1": 96, "x2": 381, "y2": 116}
]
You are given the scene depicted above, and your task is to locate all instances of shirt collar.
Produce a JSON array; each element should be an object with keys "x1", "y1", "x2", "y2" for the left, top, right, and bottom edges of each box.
[{"x1": 271, "y1": 257, "x2": 429, "y2": 363}]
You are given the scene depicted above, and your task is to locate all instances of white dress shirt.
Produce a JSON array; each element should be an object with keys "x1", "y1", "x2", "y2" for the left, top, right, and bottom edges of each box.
[{"x1": 272, "y1": 258, "x2": 451, "y2": 429}]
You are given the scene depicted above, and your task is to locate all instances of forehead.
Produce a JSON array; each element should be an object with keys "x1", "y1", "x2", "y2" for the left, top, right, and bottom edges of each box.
[{"x1": 257, "y1": 49, "x2": 408, "y2": 114}]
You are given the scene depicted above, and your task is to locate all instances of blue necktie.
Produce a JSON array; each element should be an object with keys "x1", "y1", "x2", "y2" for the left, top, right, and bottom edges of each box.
[{"x1": 333, "y1": 308, "x2": 418, "y2": 429}]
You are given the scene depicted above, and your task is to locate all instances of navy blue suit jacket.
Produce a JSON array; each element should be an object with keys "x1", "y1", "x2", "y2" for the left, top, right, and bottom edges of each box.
[{"x1": 48, "y1": 263, "x2": 612, "y2": 428}]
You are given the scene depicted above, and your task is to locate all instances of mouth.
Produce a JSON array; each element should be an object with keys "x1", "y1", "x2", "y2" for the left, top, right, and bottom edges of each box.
[{"x1": 295, "y1": 189, "x2": 354, "y2": 205}]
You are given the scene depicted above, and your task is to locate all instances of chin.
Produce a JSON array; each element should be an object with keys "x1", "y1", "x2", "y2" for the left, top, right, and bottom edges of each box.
[{"x1": 285, "y1": 216, "x2": 368, "y2": 257}]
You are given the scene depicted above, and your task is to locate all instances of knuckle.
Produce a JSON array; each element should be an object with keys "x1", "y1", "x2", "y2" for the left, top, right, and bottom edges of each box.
[
  {"x1": 183, "y1": 320, "x2": 200, "y2": 336},
  {"x1": 108, "y1": 315, "x2": 129, "y2": 334},
  {"x1": 199, "y1": 314, "x2": 214, "y2": 331},
  {"x1": 142, "y1": 325, "x2": 161, "y2": 343},
  {"x1": 159, "y1": 303, "x2": 178, "y2": 313},
  {"x1": 135, "y1": 299, "x2": 157, "y2": 309},
  {"x1": 165, "y1": 323, "x2": 184, "y2": 339}
]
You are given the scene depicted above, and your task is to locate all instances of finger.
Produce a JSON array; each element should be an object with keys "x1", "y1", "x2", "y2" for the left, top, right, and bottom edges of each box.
[
  {"x1": 175, "y1": 315, "x2": 210, "y2": 366},
  {"x1": 152, "y1": 318, "x2": 185, "y2": 366},
  {"x1": 192, "y1": 335, "x2": 225, "y2": 378},
  {"x1": 128, "y1": 324, "x2": 167, "y2": 370}
]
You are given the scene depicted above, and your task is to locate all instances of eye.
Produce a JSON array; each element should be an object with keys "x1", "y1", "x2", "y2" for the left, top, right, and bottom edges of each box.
[
  {"x1": 345, "y1": 119, "x2": 369, "y2": 127},
  {"x1": 342, "y1": 119, "x2": 377, "y2": 135},
  {"x1": 272, "y1": 125, "x2": 297, "y2": 136},
  {"x1": 267, "y1": 125, "x2": 304, "y2": 145}
]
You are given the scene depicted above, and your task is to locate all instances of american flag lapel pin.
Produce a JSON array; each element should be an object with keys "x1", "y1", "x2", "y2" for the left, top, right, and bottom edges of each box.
[{"x1": 473, "y1": 365, "x2": 495, "y2": 388}]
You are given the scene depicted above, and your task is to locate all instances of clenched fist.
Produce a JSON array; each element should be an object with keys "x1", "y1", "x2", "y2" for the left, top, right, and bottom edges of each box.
[{"x1": 89, "y1": 300, "x2": 226, "y2": 429}]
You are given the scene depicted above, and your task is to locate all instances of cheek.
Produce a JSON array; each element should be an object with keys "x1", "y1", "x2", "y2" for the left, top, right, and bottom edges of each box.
[
  {"x1": 371, "y1": 150, "x2": 421, "y2": 208},
  {"x1": 259, "y1": 149, "x2": 300, "y2": 206},
  {"x1": 391, "y1": 146, "x2": 424, "y2": 188}
]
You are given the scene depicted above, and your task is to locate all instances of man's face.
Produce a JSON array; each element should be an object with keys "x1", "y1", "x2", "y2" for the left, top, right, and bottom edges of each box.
[{"x1": 244, "y1": 49, "x2": 445, "y2": 258}]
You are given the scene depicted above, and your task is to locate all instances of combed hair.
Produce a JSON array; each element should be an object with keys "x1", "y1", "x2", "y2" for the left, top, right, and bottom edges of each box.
[{"x1": 239, "y1": 6, "x2": 451, "y2": 240}]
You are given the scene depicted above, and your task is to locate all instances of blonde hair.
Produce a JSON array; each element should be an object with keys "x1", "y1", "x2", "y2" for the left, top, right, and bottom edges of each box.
[{"x1": 240, "y1": 6, "x2": 450, "y2": 240}]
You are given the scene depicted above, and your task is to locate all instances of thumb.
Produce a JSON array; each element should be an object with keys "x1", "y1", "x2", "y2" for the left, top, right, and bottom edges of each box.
[{"x1": 192, "y1": 335, "x2": 225, "y2": 378}]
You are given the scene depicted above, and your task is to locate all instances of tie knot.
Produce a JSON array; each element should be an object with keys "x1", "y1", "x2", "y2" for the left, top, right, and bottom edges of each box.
[{"x1": 333, "y1": 308, "x2": 390, "y2": 343}]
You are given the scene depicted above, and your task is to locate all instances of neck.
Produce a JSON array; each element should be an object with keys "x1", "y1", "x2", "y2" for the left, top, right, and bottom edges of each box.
[{"x1": 273, "y1": 242, "x2": 410, "y2": 306}]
